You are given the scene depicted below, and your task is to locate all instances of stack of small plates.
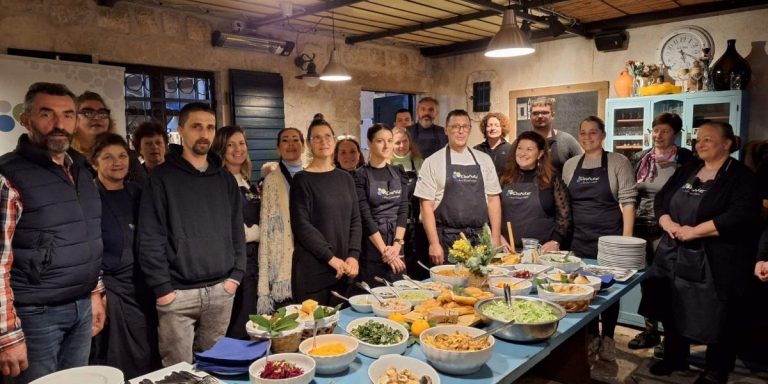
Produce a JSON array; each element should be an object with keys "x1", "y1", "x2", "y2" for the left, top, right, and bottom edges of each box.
[{"x1": 597, "y1": 236, "x2": 647, "y2": 270}]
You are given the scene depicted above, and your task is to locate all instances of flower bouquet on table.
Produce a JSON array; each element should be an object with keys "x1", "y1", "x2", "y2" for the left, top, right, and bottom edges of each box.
[{"x1": 448, "y1": 224, "x2": 503, "y2": 288}]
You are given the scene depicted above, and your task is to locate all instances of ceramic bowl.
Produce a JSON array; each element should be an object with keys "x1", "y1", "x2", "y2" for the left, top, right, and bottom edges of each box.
[
  {"x1": 249, "y1": 353, "x2": 315, "y2": 384},
  {"x1": 346, "y1": 317, "x2": 408, "y2": 358},
  {"x1": 487, "y1": 277, "x2": 532, "y2": 296},
  {"x1": 419, "y1": 325, "x2": 494, "y2": 375},
  {"x1": 298, "y1": 334, "x2": 358, "y2": 375},
  {"x1": 368, "y1": 354, "x2": 440, "y2": 384},
  {"x1": 349, "y1": 294, "x2": 373, "y2": 313}
]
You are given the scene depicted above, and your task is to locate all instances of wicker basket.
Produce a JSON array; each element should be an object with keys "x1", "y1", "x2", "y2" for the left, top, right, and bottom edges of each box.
[
  {"x1": 550, "y1": 299, "x2": 591, "y2": 313},
  {"x1": 300, "y1": 321, "x2": 337, "y2": 341}
]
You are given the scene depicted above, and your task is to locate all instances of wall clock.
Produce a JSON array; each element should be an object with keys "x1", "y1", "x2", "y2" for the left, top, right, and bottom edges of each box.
[{"x1": 657, "y1": 26, "x2": 714, "y2": 81}]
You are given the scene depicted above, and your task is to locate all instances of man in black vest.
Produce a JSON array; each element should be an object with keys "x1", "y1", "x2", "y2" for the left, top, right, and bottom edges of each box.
[
  {"x1": 139, "y1": 103, "x2": 246, "y2": 366},
  {"x1": 0, "y1": 83, "x2": 105, "y2": 383},
  {"x1": 407, "y1": 97, "x2": 448, "y2": 159}
]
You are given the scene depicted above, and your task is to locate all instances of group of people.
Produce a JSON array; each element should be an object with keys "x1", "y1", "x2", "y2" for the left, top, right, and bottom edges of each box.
[{"x1": 0, "y1": 84, "x2": 764, "y2": 384}]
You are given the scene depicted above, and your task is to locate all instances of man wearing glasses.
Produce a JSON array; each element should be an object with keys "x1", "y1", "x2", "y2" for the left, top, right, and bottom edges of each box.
[
  {"x1": 529, "y1": 97, "x2": 582, "y2": 172},
  {"x1": 415, "y1": 109, "x2": 502, "y2": 265},
  {"x1": 0, "y1": 83, "x2": 105, "y2": 382}
]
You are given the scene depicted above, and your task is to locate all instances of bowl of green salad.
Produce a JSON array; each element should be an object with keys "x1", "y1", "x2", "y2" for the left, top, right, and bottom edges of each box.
[
  {"x1": 474, "y1": 296, "x2": 566, "y2": 342},
  {"x1": 346, "y1": 317, "x2": 408, "y2": 358}
]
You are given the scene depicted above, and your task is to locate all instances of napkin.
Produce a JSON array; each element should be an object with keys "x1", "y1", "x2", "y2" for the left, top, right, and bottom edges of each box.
[
  {"x1": 195, "y1": 360, "x2": 250, "y2": 375},
  {"x1": 194, "y1": 337, "x2": 268, "y2": 366}
]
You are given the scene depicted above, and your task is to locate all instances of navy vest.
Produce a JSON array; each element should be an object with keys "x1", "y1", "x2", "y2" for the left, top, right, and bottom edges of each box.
[{"x1": 0, "y1": 135, "x2": 102, "y2": 305}]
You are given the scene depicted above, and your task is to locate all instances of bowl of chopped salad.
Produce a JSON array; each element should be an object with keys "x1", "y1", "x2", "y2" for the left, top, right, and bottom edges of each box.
[
  {"x1": 249, "y1": 353, "x2": 315, "y2": 384},
  {"x1": 346, "y1": 317, "x2": 409, "y2": 358},
  {"x1": 475, "y1": 296, "x2": 566, "y2": 342},
  {"x1": 540, "y1": 252, "x2": 582, "y2": 273}
]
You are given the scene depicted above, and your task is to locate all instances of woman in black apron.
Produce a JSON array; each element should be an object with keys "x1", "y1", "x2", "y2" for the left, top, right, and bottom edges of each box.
[
  {"x1": 564, "y1": 116, "x2": 637, "y2": 362},
  {"x1": 473, "y1": 112, "x2": 513, "y2": 179},
  {"x1": 392, "y1": 127, "x2": 428, "y2": 279},
  {"x1": 89, "y1": 133, "x2": 159, "y2": 377},
  {"x1": 644, "y1": 122, "x2": 759, "y2": 384},
  {"x1": 355, "y1": 124, "x2": 409, "y2": 287},
  {"x1": 212, "y1": 126, "x2": 261, "y2": 339},
  {"x1": 500, "y1": 131, "x2": 571, "y2": 252}
]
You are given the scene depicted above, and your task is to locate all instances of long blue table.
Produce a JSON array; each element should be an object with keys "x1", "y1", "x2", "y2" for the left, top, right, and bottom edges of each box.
[{"x1": 221, "y1": 270, "x2": 645, "y2": 384}]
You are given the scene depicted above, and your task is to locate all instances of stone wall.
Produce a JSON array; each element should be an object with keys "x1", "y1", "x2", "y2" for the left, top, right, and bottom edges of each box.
[
  {"x1": 430, "y1": 9, "x2": 768, "y2": 144},
  {"x1": 0, "y1": 0, "x2": 431, "y2": 136}
]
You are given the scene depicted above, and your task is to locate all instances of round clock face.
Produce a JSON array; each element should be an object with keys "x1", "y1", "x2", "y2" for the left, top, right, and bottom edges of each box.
[{"x1": 657, "y1": 26, "x2": 714, "y2": 81}]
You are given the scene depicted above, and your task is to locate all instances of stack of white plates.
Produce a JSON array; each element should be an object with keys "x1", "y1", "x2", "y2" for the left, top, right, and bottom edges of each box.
[{"x1": 597, "y1": 236, "x2": 647, "y2": 270}]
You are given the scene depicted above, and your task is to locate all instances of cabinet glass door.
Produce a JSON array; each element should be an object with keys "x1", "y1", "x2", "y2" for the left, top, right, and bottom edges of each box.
[
  {"x1": 688, "y1": 101, "x2": 733, "y2": 149},
  {"x1": 609, "y1": 105, "x2": 646, "y2": 159}
]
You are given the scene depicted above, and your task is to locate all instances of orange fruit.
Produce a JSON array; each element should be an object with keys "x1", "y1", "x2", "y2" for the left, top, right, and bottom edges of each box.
[
  {"x1": 388, "y1": 313, "x2": 406, "y2": 323},
  {"x1": 410, "y1": 319, "x2": 430, "y2": 336}
]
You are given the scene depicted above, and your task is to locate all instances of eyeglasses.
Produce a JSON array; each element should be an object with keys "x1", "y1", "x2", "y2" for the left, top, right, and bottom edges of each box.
[
  {"x1": 78, "y1": 109, "x2": 110, "y2": 119},
  {"x1": 310, "y1": 134, "x2": 335, "y2": 142},
  {"x1": 448, "y1": 124, "x2": 471, "y2": 132}
]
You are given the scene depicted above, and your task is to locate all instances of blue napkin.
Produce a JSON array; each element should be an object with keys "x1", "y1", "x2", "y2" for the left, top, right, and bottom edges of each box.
[
  {"x1": 194, "y1": 337, "x2": 268, "y2": 366},
  {"x1": 195, "y1": 360, "x2": 250, "y2": 374}
]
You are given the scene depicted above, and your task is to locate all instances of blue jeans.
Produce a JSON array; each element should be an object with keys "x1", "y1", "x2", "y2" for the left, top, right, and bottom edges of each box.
[{"x1": 11, "y1": 296, "x2": 92, "y2": 384}]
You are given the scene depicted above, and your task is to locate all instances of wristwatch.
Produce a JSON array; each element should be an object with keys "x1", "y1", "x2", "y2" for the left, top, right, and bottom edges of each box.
[{"x1": 393, "y1": 238, "x2": 405, "y2": 246}]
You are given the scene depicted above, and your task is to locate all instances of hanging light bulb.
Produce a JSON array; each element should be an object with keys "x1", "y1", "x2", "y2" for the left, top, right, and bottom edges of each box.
[
  {"x1": 485, "y1": 7, "x2": 535, "y2": 58},
  {"x1": 320, "y1": 11, "x2": 352, "y2": 81}
]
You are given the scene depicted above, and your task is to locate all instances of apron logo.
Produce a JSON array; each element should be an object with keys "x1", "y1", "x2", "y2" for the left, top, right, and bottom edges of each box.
[
  {"x1": 682, "y1": 183, "x2": 707, "y2": 196},
  {"x1": 452, "y1": 171, "x2": 479, "y2": 183},
  {"x1": 377, "y1": 187, "x2": 402, "y2": 200},
  {"x1": 576, "y1": 176, "x2": 600, "y2": 184},
  {"x1": 505, "y1": 189, "x2": 532, "y2": 199}
]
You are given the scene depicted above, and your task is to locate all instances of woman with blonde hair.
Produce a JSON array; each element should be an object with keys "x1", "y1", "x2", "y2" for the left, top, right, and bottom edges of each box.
[{"x1": 212, "y1": 126, "x2": 259, "y2": 338}]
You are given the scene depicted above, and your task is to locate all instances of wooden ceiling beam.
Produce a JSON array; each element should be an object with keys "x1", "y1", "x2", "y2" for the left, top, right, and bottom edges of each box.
[
  {"x1": 345, "y1": 9, "x2": 498, "y2": 44},
  {"x1": 583, "y1": 0, "x2": 768, "y2": 32},
  {"x1": 245, "y1": 0, "x2": 365, "y2": 28},
  {"x1": 460, "y1": 0, "x2": 587, "y2": 37}
]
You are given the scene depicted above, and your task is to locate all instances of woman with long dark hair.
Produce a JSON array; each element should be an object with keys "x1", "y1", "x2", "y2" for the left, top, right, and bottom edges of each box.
[
  {"x1": 499, "y1": 131, "x2": 571, "y2": 252},
  {"x1": 355, "y1": 124, "x2": 409, "y2": 286}
]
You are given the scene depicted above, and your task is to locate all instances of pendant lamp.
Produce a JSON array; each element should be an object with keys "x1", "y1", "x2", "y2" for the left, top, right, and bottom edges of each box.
[
  {"x1": 320, "y1": 11, "x2": 351, "y2": 81},
  {"x1": 485, "y1": 8, "x2": 535, "y2": 58}
]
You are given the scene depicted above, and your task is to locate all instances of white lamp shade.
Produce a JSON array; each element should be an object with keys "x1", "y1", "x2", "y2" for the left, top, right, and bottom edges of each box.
[
  {"x1": 320, "y1": 50, "x2": 351, "y2": 81},
  {"x1": 485, "y1": 8, "x2": 535, "y2": 58}
]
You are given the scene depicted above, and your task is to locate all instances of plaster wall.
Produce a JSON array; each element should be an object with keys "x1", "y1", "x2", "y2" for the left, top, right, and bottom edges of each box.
[
  {"x1": 0, "y1": 0, "x2": 431, "y2": 136},
  {"x1": 430, "y1": 9, "x2": 768, "y2": 145}
]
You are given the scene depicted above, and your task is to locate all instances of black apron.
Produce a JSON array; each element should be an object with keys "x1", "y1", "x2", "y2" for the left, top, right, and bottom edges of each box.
[
  {"x1": 227, "y1": 181, "x2": 261, "y2": 339},
  {"x1": 501, "y1": 178, "x2": 554, "y2": 249},
  {"x1": 91, "y1": 187, "x2": 158, "y2": 378},
  {"x1": 360, "y1": 165, "x2": 404, "y2": 286},
  {"x1": 568, "y1": 152, "x2": 623, "y2": 258},
  {"x1": 401, "y1": 159, "x2": 423, "y2": 277},
  {"x1": 434, "y1": 148, "x2": 488, "y2": 253},
  {"x1": 664, "y1": 166, "x2": 724, "y2": 343}
]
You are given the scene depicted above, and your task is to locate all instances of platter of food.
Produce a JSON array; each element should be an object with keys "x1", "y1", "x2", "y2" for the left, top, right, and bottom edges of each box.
[{"x1": 404, "y1": 286, "x2": 494, "y2": 326}]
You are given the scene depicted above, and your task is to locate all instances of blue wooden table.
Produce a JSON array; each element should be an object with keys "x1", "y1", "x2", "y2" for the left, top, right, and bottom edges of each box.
[{"x1": 218, "y1": 269, "x2": 645, "y2": 384}]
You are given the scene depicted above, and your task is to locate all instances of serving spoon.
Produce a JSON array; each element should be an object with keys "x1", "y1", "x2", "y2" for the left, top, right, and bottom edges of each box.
[
  {"x1": 356, "y1": 281, "x2": 390, "y2": 307},
  {"x1": 402, "y1": 274, "x2": 426, "y2": 289},
  {"x1": 471, "y1": 319, "x2": 516, "y2": 342},
  {"x1": 374, "y1": 276, "x2": 401, "y2": 298}
]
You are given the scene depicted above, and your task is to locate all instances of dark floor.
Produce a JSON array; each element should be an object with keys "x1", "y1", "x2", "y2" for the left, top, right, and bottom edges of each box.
[{"x1": 519, "y1": 326, "x2": 768, "y2": 384}]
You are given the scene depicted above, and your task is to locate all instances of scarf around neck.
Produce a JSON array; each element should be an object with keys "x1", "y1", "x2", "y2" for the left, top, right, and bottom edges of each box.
[{"x1": 637, "y1": 146, "x2": 678, "y2": 183}]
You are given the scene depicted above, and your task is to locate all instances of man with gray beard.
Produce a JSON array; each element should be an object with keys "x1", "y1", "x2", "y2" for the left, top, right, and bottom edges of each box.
[
  {"x1": 138, "y1": 102, "x2": 246, "y2": 366},
  {"x1": 0, "y1": 83, "x2": 105, "y2": 383},
  {"x1": 407, "y1": 97, "x2": 448, "y2": 159}
]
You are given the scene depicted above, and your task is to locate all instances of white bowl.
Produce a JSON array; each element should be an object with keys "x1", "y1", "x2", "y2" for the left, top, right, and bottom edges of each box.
[
  {"x1": 349, "y1": 294, "x2": 373, "y2": 313},
  {"x1": 419, "y1": 325, "x2": 494, "y2": 375},
  {"x1": 249, "y1": 353, "x2": 315, "y2": 384},
  {"x1": 396, "y1": 289, "x2": 435, "y2": 306},
  {"x1": 371, "y1": 298, "x2": 412, "y2": 318},
  {"x1": 430, "y1": 264, "x2": 469, "y2": 287},
  {"x1": 487, "y1": 277, "x2": 532, "y2": 296},
  {"x1": 298, "y1": 334, "x2": 358, "y2": 375},
  {"x1": 540, "y1": 252, "x2": 583, "y2": 273},
  {"x1": 537, "y1": 283, "x2": 594, "y2": 312},
  {"x1": 371, "y1": 286, "x2": 399, "y2": 299},
  {"x1": 487, "y1": 266, "x2": 508, "y2": 278},
  {"x1": 545, "y1": 272, "x2": 602, "y2": 295},
  {"x1": 283, "y1": 304, "x2": 340, "y2": 329},
  {"x1": 246, "y1": 319, "x2": 302, "y2": 340},
  {"x1": 368, "y1": 354, "x2": 441, "y2": 384},
  {"x1": 346, "y1": 317, "x2": 408, "y2": 358}
]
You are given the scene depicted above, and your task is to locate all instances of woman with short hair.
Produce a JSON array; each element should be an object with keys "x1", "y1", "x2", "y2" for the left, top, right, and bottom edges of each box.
[{"x1": 474, "y1": 112, "x2": 513, "y2": 179}]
